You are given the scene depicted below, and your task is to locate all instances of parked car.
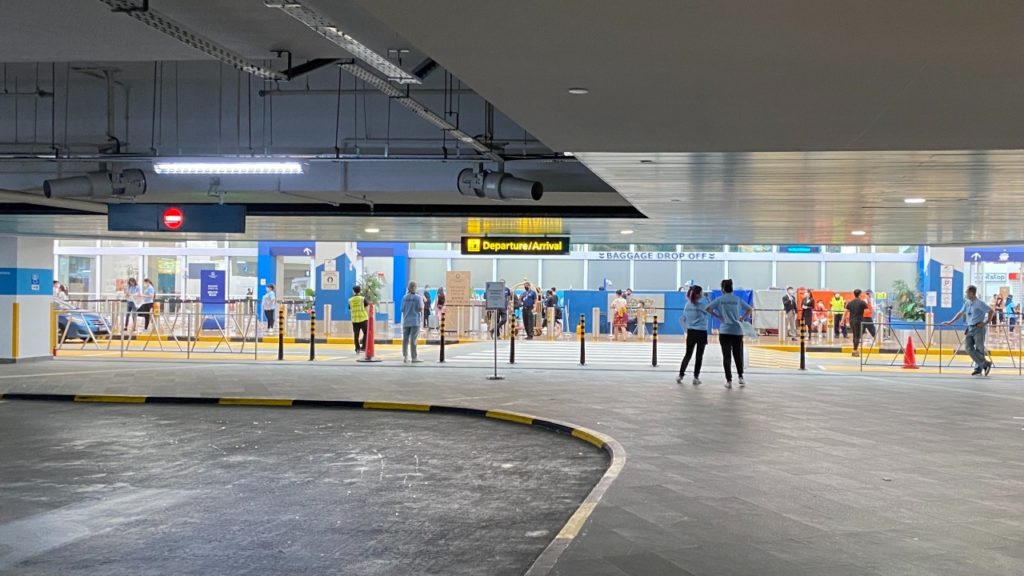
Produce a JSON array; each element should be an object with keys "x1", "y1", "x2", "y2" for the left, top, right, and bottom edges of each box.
[{"x1": 54, "y1": 299, "x2": 111, "y2": 341}]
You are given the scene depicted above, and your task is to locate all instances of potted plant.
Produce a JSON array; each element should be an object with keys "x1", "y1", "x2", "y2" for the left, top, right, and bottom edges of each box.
[{"x1": 891, "y1": 279, "x2": 925, "y2": 321}]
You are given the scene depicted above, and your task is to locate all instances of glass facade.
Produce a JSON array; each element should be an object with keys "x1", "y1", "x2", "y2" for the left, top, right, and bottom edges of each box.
[
  {"x1": 634, "y1": 261, "x2": 677, "y2": 290},
  {"x1": 57, "y1": 255, "x2": 94, "y2": 297},
  {"x1": 588, "y1": 260, "x2": 629, "y2": 291},
  {"x1": 777, "y1": 261, "x2": 819, "y2": 289},
  {"x1": 542, "y1": 259, "x2": 584, "y2": 291},
  {"x1": 825, "y1": 262, "x2": 871, "y2": 290},
  {"x1": 730, "y1": 261, "x2": 772, "y2": 290}
]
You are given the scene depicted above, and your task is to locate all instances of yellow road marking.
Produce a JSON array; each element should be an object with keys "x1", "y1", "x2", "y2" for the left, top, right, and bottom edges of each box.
[
  {"x1": 74, "y1": 394, "x2": 147, "y2": 403},
  {"x1": 485, "y1": 410, "x2": 533, "y2": 425},
  {"x1": 555, "y1": 502, "x2": 597, "y2": 540},
  {"x1": 571, "y1": 428, "x2": 605, "y2": 449}
]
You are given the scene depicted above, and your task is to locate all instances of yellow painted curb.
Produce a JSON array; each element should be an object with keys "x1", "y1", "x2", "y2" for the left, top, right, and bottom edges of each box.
[
  {"x1": 261, "y1": 337, "x2": 297, "y2": 344},
  {"x1": 555, "y1": 502, "x2": 596, "y2": 540},
  {"x1": 218, "y1": 397, "x2": 294, "y2": 407},
  {"x1": 74, "y1": 394, "x2": 147, "y2": 403},
  {"x1": 486, "y1": 410, "x2": 534, "y2": 425},
  {"x1": 363, "y1": 401, "x2": 430, "y2": 412},
  {"x1": 571, "y1": 428, "x2": 606, "y2": 449}
]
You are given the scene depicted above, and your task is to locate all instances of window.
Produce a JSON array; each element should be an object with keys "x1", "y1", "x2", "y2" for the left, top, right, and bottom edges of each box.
[
  {"x1": 229, "y1": 256, "x2": 257, "y2": 298},
  {"x1": 411, "y1": 242, "x2": 448, "y2": 250},
  {"x1": 100, "y1": 255, "x2": 143, "y2": 296},
  {"x1": 777, "y1": 262, "x2": 820, "y2": 290},
  {"x1": 100, "y1": 240, "x2": 143, "y2": 248},
  {"x1": 587, "y1": 260, "x2": 628, "y2": 291},
  {"x1": 58, "y1": 255, "x2": 95, "y2": 297},
  {"x1": 825, "y1": 262, "x2": 870, "y2": 290},
  {"x1": 147, "y1": 256, "x2": 182, "y2": 298},
  {"x1": 875, "y1": 263, "x2": 918, "y2": 293},
  {"x1": 280, "y1": 256, "x2": 312, "y2": 300},
  {"x1": 681, "y1": 245, "x2": 724, "y2": 252},
  {"x1": 542, "y1": 259, "x2": 583, "y2": 291},
  {"x1": 588, "y1": 243, "x2": 631, "y2": 252},
  {"x1": 451, "y1": 259, "x2": 495, "y2": 291},
  {"x1": 728, "y1": 245, "x2": 774, "y2": 253},
  {"x1": 634, "y1": 244, "x2": 678, "y2": 252},
  {"x1": 633, "y1": 261, "x2": 677, "y2": 290},
  {"x1": 874, "y1": 245, "x2": 917, "y2": 254},
  {"x1": 729, "y1": 262, "x2": 772, "y2": 290},
  {"x1": 185, "y1": 256, "x2": 226, "y2": 299},
  {"x1": 497, "y1": 259, "x2": 538, "y2": 287},
  {"x1": 409, "y1": 259, "x2": 448, "y2": 290},
  {"x1": 681, "y1": 261, "x2": 726, "y2": 289},
  {"x1": 825, "y1": 245, "x2": 866, "y2": 254}
]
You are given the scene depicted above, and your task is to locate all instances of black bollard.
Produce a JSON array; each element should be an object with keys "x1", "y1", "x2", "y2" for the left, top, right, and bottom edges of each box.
[
  {"x1": 278, "y1": 306, "x2": 285, "y2": 361},
  {"x1": 799, "y1": 316, "x2": 806, "y2": 370},
  {"x1": 579, "y1": 314, "x2": 586, "y2": 366},
  {"x1": 652, "y1": 314, "x2": 659, "y2": 367},
  {"x1": 309, "y1": 307, "x2": 316, "y2": 361},
  {"x1": 439, "y1": 311, "x2": 446, "y2": 363},
  {"x1": 509, "y1": 308, "x2": 516, "y2": 364}
]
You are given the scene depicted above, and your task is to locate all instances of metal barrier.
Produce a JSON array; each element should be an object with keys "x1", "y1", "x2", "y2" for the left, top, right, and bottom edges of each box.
[{"x1": 859, "y1": 321, "x2": 1023, "y2": 375}]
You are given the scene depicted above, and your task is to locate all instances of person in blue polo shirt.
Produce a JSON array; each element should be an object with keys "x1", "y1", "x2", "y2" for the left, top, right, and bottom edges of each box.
[
  {"x1": 943, "y1": 284, "x2": 994, "y2": 376},
  {"x1": 677, "y1": 284, "x2": 709, "y2": 386},
  {"x1": 706, "y1": 279, "x2": 753, "y2": 389}
]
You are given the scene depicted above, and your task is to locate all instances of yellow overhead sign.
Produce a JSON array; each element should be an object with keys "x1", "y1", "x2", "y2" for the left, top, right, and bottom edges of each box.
[{"x1": 461, "y1": 236, "x2": 570, "y2": 256}]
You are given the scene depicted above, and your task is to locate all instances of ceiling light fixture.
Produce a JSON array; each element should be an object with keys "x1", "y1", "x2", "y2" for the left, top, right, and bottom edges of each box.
[
  {"x1": 851, "y1": 230, "x2": 866, "y2": 236},
  {"x1": 364, "y1": 227, "x2": 380, "y2": 234},
  {"x1": 620, "y1": 229, "x2": 634, "y2": 235},
  {"x1": 266, "y1": 1, "x2": 420, "y2": 84},
  {"x1": 153, "y1": 161, "x2": 304, "y2": 175},
  {"x1": 567, "y1": 87, "x2": 589, "y2": 95},
  {"x1": 904, "y1": 197, "x2": 927, "y2": 204},
  {"x1": 563, "y1": 151, "x2": 575, "y2": 157}
]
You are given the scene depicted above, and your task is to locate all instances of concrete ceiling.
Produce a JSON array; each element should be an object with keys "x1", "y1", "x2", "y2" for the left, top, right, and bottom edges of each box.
[{"x1": 4, "y1": 1, "x2": 1024, "y2": 244}]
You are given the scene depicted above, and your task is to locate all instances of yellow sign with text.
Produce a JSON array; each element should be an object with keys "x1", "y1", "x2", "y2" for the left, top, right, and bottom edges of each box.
[{"x1": 460, "y1": 236, "x2": 570, "y2": 256}]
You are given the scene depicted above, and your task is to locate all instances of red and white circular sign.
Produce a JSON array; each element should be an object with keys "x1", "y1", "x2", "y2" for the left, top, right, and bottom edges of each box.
[{"x1": 162, "y1": 207, "x2": 184, "y2": 230}]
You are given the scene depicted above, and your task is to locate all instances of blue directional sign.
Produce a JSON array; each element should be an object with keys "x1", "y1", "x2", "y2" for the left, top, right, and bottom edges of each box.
[{"x1": 964, "y1": 247, "x2": 1024, "y2": 263}]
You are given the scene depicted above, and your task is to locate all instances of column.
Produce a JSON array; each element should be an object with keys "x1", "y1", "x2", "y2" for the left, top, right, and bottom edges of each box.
[{"x1": 0, "y1": 236, "x2": 55, "y2": 362}]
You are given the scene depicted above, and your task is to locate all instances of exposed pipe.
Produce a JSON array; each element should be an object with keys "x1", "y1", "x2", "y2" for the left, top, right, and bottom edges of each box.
[{"x1": 0, "y1": 188, "x2": 108, "y2": 213}]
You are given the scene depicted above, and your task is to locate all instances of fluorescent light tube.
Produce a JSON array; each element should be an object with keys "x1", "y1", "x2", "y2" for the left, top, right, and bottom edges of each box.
[{"x1": 153, "y1": 162, "x2": 304, "y2": 175}]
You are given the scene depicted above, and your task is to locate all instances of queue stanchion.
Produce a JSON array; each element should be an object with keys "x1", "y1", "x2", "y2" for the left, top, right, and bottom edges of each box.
[
  {"x1": 652, "y1": 314, "x2": 659, "y2": 367},
  {"x1": 358, "y1": 303, "x2": 382, "y2": 363},
  {"x1": 438, "y1": 311, "x2": 446, "y2": 363},
  {"x1": 579, "y1": 314, "x2": 586, "y2": 366},
  {"x1": 799, "y1": 315, "x2": 806, "y2": 371},
  {"x1": 278, "y1": 305, "x2": 285, "y2": 361},
  {"x1": 309, "y1": 307, "x2": 316, "y2": 361},
  {"x1": 509, "y1": 305, "x2": 516, "y2": 365}
]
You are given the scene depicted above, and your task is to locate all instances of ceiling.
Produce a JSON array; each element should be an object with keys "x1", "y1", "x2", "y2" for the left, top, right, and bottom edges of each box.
[{"x1": 3, "y1": 1, "x2": 1024, "y2": 244}]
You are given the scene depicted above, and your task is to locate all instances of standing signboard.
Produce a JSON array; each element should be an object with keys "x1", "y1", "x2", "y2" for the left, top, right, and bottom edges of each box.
[
  {"x1": 484, "y1": 280, "x2": 506, "y2": 381},
  {"x1": 200, "y1": 269, "x2": 226, "y2": 329}
]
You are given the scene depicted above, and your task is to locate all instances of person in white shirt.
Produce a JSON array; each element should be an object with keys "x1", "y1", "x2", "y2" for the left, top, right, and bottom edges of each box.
[
  {"x1": 137, "y1": 278, "x2": 156, "y2": 331},
  {"x1": 261, "y1": 284, "x2": 277, "y2": 330},
  {"x1": 123, "y1": 277, "x2": 141, "y2": 332}
]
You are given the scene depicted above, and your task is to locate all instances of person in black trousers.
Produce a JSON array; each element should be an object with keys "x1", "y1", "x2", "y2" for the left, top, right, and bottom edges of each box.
[
  {"x1": 801, "y1": 289, "x2": 815, "y2": 336},
  {"x1": 677, "y1": 285, "x2": 709, "y2": 386}
]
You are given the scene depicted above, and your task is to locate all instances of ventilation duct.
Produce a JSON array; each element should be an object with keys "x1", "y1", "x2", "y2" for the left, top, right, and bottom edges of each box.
[
  {"x1": 457, "y1": 168, "x2": 543, "y2": 201},
  {"x1": 44, "y1": 169, "x2": 147, "y2": 199}
]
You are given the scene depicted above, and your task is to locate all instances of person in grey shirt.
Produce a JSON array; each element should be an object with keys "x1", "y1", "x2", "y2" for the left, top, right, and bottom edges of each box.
[
  {"x1": 943, "y1": 284, "x2": 994, "y2": 376},
  {"x1": 401, "y1": 281, "x2": 424, "y2": 363}
]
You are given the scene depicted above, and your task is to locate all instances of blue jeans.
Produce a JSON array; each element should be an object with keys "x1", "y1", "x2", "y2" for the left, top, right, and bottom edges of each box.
[
  {"x1": 402, "y1": 326, "x2": 420, "y2": 360},
  {"x1": 965, "y1": 325, "x2": 988, "y2": 368}
]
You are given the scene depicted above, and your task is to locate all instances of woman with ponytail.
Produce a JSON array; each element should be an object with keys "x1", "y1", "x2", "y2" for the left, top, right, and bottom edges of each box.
[{"x1": 677, "y1": 285, "x2": 709, "y2": 385}]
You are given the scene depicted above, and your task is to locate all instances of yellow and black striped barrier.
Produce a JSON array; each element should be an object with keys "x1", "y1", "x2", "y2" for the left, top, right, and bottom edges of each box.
[
  {"x1": 651, "y1": 314, "x2": 659, "y2": 367},
  {"x1": 579, "y1": 314, "x2": 586, "y2": 366},
  {"x1": 799, "y1": 315, "x2": 806, "y2": 370},
  {"x1": 278, "y1": 305, "x2": 285, "y2": 361},
  {"x1": 309, "y1": 307, "x2": 316, "y2": 361},
  {"x1": 439, "y1": 311, "x2": 446, "y2": 363}
]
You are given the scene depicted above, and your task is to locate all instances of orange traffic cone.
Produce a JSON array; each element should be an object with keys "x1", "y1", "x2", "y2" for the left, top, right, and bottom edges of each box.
[
  {"x1": 902, "y1": 336, "x2": 918, "y2": 369},
  {"x1": 357, "y1": 303, "x2": 382, "y2": 363}
]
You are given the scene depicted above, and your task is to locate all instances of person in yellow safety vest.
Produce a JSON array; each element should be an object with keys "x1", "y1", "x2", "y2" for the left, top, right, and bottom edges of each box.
[
  {"x1": 349, "y1": 285, "x2": 369, "y2": 353},
  {"x1": 830, "y1": 292, "x2": 847, "y2": 338}
]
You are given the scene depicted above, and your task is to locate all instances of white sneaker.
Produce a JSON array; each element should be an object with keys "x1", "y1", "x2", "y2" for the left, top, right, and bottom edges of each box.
[
  {"x1": 724, "y1": 381, "x2": 732, "y2": 389},
  {"x1": 692, "y1": 377, "x2": 702, "y2": 386},
  {"x1": 676, "y1": 376, "x2": 684, "y2": 384},
  {"x1": 738, "y1": 377, "x2": 746, "y2": 388}
]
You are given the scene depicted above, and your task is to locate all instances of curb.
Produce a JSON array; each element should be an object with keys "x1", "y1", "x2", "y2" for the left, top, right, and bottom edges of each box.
[{"x1": 0, "y1": 392, "x2": 624, "y2": 576}]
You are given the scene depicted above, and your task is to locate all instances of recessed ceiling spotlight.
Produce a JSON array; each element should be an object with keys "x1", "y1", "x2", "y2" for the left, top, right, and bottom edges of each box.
[
  {"x1": 562, "y1": 151, "x2": 575, "y2": 157},
  {"x1": 620, "y1": 229, "x2": 634, "y2": 235},
  {"x1": 904, "y1": 197, "x2": 927, "y2": 204},
  {"x1": 364, "y1": 227, "x2": 380, "y2": 233},
  {"x1": 567, "y1": 87, "x2": 589, "y2": 95},
  {"x1": 851, "y1": 230, "x2": 866, "y2": 236}
]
